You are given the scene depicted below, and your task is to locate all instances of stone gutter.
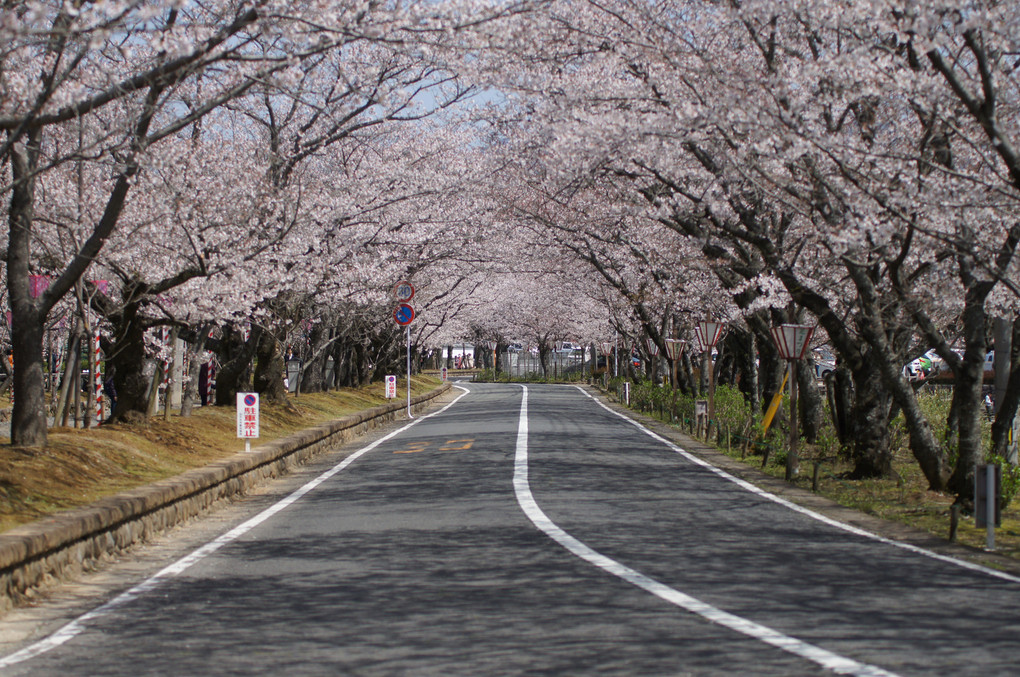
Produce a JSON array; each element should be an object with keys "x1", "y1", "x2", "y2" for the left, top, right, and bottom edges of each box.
[{"x1": 0, "y1": 383, "x2": 451, "y2": 611}]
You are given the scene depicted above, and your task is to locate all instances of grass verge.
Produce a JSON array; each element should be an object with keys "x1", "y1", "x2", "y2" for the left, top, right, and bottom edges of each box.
[
  {"x1": 0, "y1": 376, "x2": 441, "y2": 533},
  {"x1": 687, "y1": 422, "x2": 1020, "y2": 563}
]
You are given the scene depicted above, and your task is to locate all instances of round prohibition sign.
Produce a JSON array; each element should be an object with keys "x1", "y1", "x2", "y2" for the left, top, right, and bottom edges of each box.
[
  {"x1": 393, "y1": 281, "x2": 415, "y2": 302},
  {"x1": 394, "y1": 303, "x2": 415, "y2": 326},
  {"x1": 243, "y1": 394, "x2": 257, "y2": 407}
]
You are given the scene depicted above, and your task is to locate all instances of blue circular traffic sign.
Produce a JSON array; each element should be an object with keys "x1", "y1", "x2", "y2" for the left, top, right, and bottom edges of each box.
[
  {"x1": 394, "y1": 303, "x2": 415, "y2": 326},
  {"x1": 244, "y1": 394, "x2": 257, "y2": 406}
]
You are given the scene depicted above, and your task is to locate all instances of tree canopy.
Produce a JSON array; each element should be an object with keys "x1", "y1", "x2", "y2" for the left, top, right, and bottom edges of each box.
[{"x1": 2, "y1": 0, "x2": 1019, "y2": 504}]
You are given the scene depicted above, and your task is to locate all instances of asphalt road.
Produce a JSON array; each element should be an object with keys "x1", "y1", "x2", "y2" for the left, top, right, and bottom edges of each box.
[{"x1": 0, "y1": 383, "x2": 1018, "y2": 676}]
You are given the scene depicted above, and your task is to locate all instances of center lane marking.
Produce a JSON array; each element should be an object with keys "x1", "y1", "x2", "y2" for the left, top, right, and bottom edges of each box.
[{"x1": 511, "y1": 385, "x2": 898, "y2": 677}]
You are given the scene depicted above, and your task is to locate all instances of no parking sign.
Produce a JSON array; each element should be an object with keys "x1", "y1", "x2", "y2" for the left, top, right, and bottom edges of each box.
[{"x1": 237, "y1": 392, "x2": 259, "y2": 439}]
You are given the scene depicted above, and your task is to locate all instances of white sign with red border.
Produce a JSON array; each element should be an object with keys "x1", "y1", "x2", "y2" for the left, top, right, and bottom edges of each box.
[
  {"x1": 393, "y1": 281, "x2": 415, "y2": 302},
  {"x1": 236, "y1": 392, "x2": 260, "y2": 439}
]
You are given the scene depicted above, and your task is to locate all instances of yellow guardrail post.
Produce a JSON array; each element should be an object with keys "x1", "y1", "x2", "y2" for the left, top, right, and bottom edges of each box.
[{"x1": 761, "y1": 366, "x2": 789, "y2": 436}]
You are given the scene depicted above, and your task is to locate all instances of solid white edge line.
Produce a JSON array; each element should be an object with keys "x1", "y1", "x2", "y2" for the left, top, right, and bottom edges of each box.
[
  {"x1": 513, "y1": 385, "x2": 899, "y2": 677},
  {"x1": 572, "y1": 386, "x2": 1020, "y2": 585},
  {"x1": 0, "y1": 385, "x2": 473, "y2": 670}
]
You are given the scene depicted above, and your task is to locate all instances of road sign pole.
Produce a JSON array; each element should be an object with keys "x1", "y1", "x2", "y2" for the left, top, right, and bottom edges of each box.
[{"x1": 406, "y1": 325, "x2": 413, "y2": 419}]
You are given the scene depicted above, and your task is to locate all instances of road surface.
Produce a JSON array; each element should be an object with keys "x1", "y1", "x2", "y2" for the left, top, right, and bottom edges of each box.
[{"x1": 0, "y1": 383, "x2": 1017, "y2": 675}]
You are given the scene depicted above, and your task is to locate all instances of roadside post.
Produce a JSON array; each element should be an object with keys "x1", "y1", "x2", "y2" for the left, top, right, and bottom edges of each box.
[
  {"x1": 770, "y1": 324, "x2": 815, "y2": 480},
  {"x1": 695, "y1": 399, "x2": 708, "y2": 437},
  {"x1": 599, "y1": 341, "x2": 614, "y2": 387},
  {"x1": 485, "y1": 340, "x2": 498, "y2": 376},
  {"x1": 665, "y1": 339, "x2": 686, "y2": 390},
  {"x1": 976, "y1": 463, "x2": 1002, "y2": 551},
  {"x1": 236, "y1": 392, "x2": 259, "y2": 453},
  {"x1": 393, "y1": 281, "x2": 416, "y2": 419},
  {"x1": 645, "y1": 338, "x2": 660, "y2": 385}
]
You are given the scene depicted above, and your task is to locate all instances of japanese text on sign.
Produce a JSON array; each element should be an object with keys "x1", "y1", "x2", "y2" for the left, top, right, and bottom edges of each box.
[{"x1": 236, "y1": 392, "x2": 260, "y2": 439}]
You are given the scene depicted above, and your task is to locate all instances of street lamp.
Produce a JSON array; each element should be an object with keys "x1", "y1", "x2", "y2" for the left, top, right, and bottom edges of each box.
[
  {"x1": 485, "y1": 340, "x2": 497, "y2": 377},
  {"x1": 695, "y1": 320, "x2": 725, "y2": 435},
  {"x1": 770, "y1": 323, "x2": 815, "y2": 481},
  {"x1": 664, "y1": 339, "x2": 686, "y2": 389},
  {"x1": 600, "y1": 341, "x2": 615, "y2": 385}
]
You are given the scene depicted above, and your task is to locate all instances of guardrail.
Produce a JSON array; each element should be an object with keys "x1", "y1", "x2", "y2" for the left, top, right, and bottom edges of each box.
[{"x1": 0, "y1": 383, "x2": 451, "y2": 611}]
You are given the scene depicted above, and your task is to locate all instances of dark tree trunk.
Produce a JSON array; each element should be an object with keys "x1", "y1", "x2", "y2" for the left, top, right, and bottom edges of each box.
[
  {"x1": 799, "y1": 356, "x2": 823, "y2": 443},
  {"x1": 845, "y1": 364, "x2": 894, "y2": 478},
  {"x1": 829, "y1": 366, "x2": 853, "y2": 447},
  {"x1": 991, "y1": 317, "x2": 1020, "y2": 458},
  {"x1": 252, "y1": 326, "x2": 287, "y2": 404},
  {"x1": 739, "y1": 330, "x2": 759, "y2": 406},
  {"x1": 180, "y1": 325, "x2": 211, "y2": 417},
  {"x1": 215, "y1": 325, "x2": 256, "y2": 406},
  {"x1": 8, "y1": 136, "x2": 47, "y2": 447},
  {"x1": 108, "y1": 303, "x2": 152, "y2": 422},
  {"x1": 300, "y1": 322, "x2": 327, "y2": 394},
  {"x1": 947, "y1": 302, "x2": 992, "y2": 500}
]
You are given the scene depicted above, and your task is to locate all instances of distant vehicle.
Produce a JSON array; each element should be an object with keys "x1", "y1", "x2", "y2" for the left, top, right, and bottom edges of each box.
[
  {"x1": 925, "y1": 349, "x2": 993, "y2": 382},
  {"x1": 508, "y1": 342, "x2": 524, "y2": 353},
  {"x1": 925, "y1": 349, "x2": 948, "y2": 375},
  {"x1": 557, "y1": 341, "x2": 579, "y2": 353},
  {"x1": 903, "y1": 361, "x2": 926, "y2": 382},
  {"x1": 811, "y1": 348, "x2": 836, "y2": 380}
]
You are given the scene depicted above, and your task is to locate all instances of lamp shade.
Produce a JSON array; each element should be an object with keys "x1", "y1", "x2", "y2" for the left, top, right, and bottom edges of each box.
[
  {"x1": 599, "y1": 342, "x2": 615, "y2": 355},
  {"x1": 770, "y1": 324, "x2": 815, "y2": 360},
  {"x1": 665, "y1": 339, "x2": 686, "y2": 360},
  {"x1": 645, "y1": 338, "x2": 660, "y2": 356},
  {"x1": 695, "y1": 320, "x2": 725, "y2": 352}
]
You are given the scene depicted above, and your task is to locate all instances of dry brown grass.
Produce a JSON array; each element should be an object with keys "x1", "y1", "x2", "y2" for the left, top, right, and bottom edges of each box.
[{"x1": 0, "y1": 376, "x2": 441, "y2": 533}]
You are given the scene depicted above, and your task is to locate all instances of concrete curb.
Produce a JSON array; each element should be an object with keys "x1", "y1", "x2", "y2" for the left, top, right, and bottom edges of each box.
[{"x1": 0, "y1": 383, "x2": 451, "y2": 610}]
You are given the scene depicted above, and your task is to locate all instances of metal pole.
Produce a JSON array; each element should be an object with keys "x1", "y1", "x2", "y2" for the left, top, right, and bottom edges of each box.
[
  {"x1": 707, "y1": 349, "x2": 715, "y2": 435},
  {"x1": 786, "y1": 361, "x2": 799, "y2": 480},
  {"x1": 406, "y1": 325, "x2": 413, "y2": 419},
  {"x1": 614, "y1": 338, "x2": 619, "y2": 378},
  {"x1": 987, "y1": 465, "x2": 995, "y2": 550}
]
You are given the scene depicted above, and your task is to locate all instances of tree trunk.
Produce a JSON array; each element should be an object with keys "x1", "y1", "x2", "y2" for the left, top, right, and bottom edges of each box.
[
  {"x1": 991, "y1": 317, "x2": 1020, "y2": 459},
  {"x1": 108, "y1": 303, "x2": 152, "y2": 422},
  {"x1": 180, "y1": 325, "x2": 212, "y2": 417},
  {"x1": 253, "y1": 325, "x2": 287, "y2": 404},
  {"x1": 215, "y1": 325, "x2": 256, "y2": 406},
  {"x1": 300, "y1": 322, "x2": 327, "y2": 394},
  {"x1": 947, "y1": 298, "x2": 993, "y2": 501},
  {"x1": 147, "y1": 358, "x2": 164, "y2": 417},
  {"x1": 829, "y1": 367, "x2": 852, "y2": 447},
  {"x1": 54, "y1": 320, "x2": 81, "y2": 425},
  {"x1": 8, "y1": 136, "x2": 48, "y2": 447},
  {"x1": 845, "y1": 364, "x2": 895, "y2": 478},
  {"x1": 799, "y1": 356, "x2": 823, "y2": 443}
]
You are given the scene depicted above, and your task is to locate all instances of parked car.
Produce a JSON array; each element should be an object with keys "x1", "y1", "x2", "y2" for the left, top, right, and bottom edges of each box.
[
  {"x1": 812, "y1": 349, "x2": 836, "y2": 379},
  {"x1": 903, "y1": 361, "x2": 927, "y2": 382}
]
